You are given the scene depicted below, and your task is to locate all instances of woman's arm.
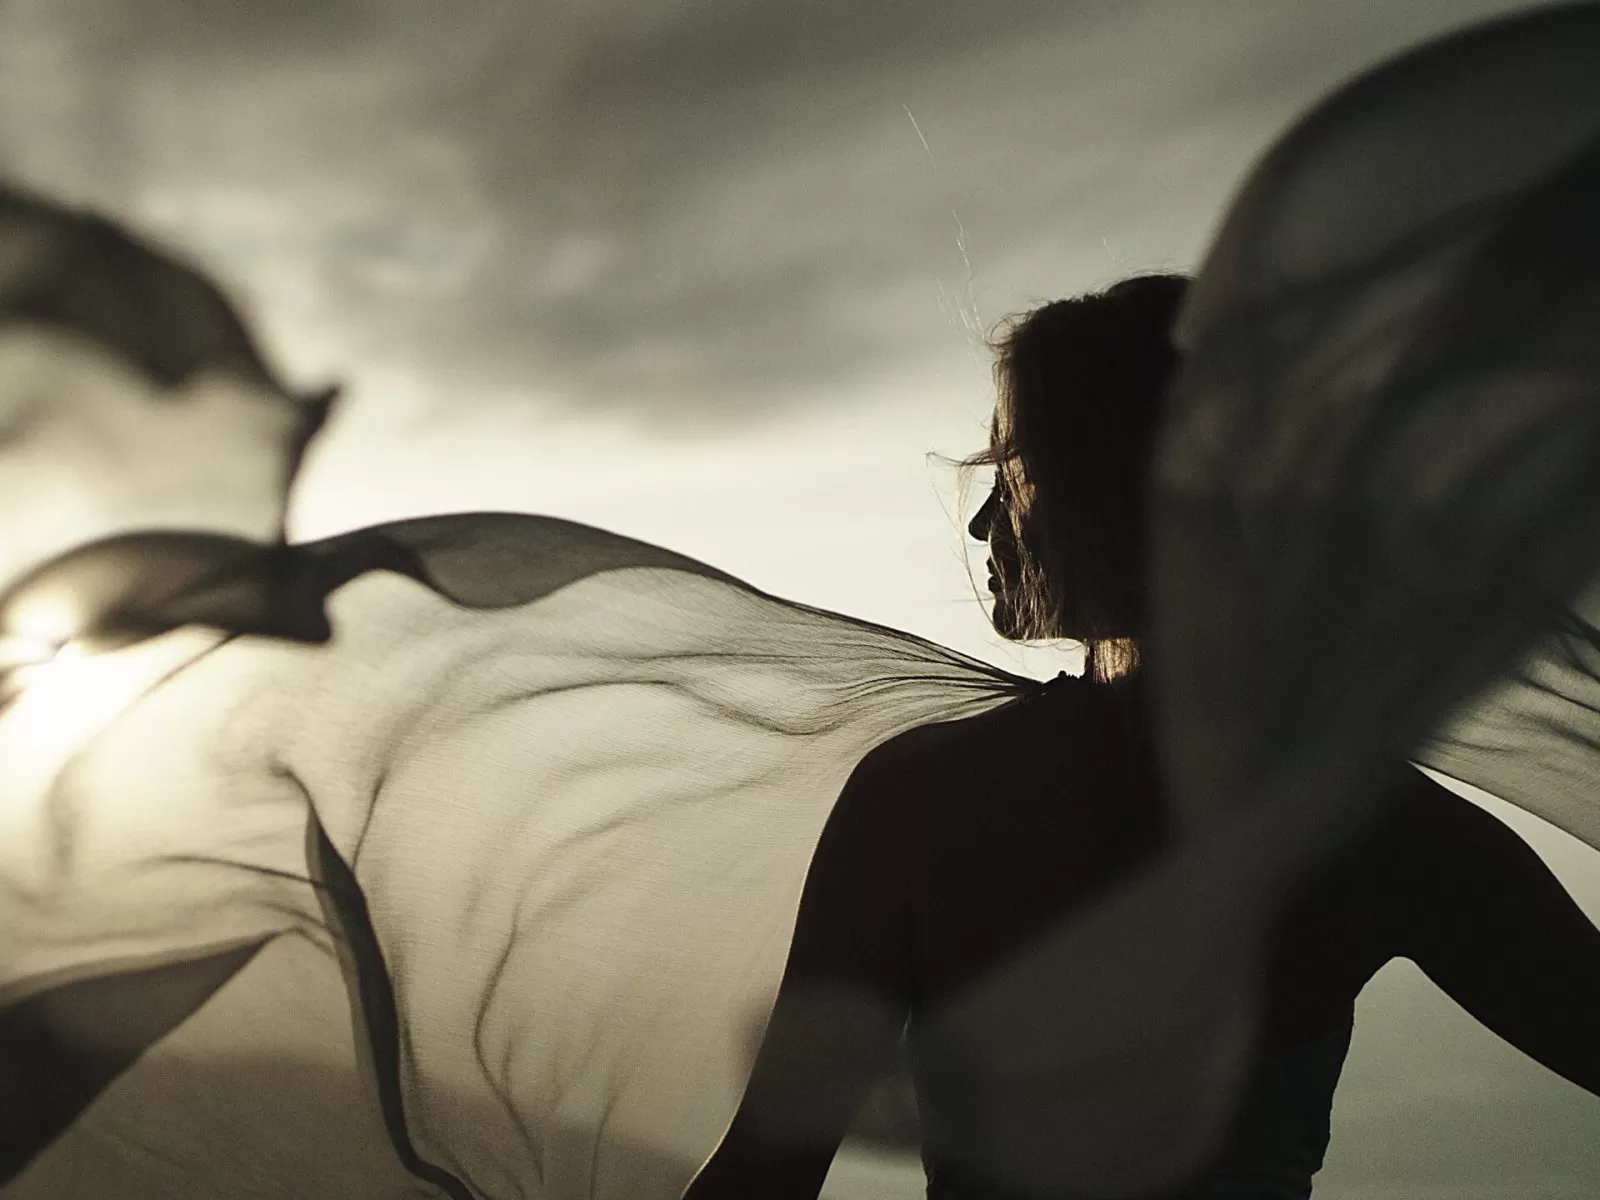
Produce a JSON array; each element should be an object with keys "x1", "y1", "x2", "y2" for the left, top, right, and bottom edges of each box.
[
  {"x1": 1382, "y1": 772, "x2": 1600, "y2": 1095},
  {"x1": 682, "y1": 743, "x2": 921, "y2": 1200}
]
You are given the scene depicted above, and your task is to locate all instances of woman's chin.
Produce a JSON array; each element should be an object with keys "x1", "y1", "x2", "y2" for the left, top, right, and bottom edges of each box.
[{"x1": 989, "y1": 596, "x2": 1024, "y2": 641}]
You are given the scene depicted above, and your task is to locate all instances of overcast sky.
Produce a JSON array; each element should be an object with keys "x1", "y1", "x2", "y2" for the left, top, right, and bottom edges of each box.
[
  {"x1": 4, "y1": 2, "x2": 1597, "y2": 1195},
  {"x1": 0, "y1": 0, "x2": 1556, "y2": 418}
]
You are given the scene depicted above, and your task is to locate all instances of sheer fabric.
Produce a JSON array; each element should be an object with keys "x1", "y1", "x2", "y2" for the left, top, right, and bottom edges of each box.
[
  {"x1": 3, "y1": 513, "x2": 1027, "y2": 1198},
  {"x1": 0, "y1": 185, "x2": 334, "y2": 669},
  {"x1": 1165, "y1": 2, "x2": 1600, "y2": 840},
  {"x1": 5, "y1": 5, "x2": 1600, "y2": 1199},
  {"x1": 904, "y1": 8, "x2": 1600, "y2": 1194}
]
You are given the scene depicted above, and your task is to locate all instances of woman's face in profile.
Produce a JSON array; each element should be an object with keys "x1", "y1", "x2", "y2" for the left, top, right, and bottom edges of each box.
[{"x1": 968, "y1": 474, "x2": 1024, "y2": 640}]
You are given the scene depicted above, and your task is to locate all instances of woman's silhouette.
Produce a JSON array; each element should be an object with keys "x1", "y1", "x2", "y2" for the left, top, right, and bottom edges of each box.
[{"x1": 682, "y1": 275, "x2": 1600, "y2": 1199}]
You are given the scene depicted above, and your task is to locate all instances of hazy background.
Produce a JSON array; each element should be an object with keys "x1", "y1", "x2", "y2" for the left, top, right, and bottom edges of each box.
[{"x1": 3, "y1": 1, "x2": 1597, "y2": 1195}]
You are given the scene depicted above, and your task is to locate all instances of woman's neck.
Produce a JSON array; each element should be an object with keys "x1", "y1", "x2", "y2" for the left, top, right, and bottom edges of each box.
[{"x1": 1086, "y1": 636, "x2": 1143, "y2": 684}]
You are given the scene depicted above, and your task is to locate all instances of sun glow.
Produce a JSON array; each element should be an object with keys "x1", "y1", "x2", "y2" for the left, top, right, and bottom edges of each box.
[
  {"x1": 0, "y1": 630, "x2": 211, "y2": 860},
  {"x1": 0, "y1": 591, "x2": 86, "y2": 709},
  {"x1": 0, "y1": 590, "x2": 83, "y2": 666},
  {"x1": 2, "y1": 640, "x2": 81, "y2": 702},
  {"x1": 0, "y1": 631, "x2": 67, "y2": 673},
  {"x1": 2, "y1": 639, "x2": 148, "y2": 751}
]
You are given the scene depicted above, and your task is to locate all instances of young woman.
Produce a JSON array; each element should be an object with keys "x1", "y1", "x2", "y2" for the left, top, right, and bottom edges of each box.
[{"x1": 682, "y1": 275, "x2": 1600, "y2": 1199}]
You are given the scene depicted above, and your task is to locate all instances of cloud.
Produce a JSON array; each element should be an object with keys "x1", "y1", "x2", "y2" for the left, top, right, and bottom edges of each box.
[{"x1": 0, "y1": 0, "x2": 1552, "y2": 428}]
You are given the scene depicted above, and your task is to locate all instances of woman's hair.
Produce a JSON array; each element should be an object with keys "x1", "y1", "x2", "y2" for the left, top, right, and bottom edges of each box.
[{"x1": 969, "y1": 273, "x2": 1190, "y2": 680}]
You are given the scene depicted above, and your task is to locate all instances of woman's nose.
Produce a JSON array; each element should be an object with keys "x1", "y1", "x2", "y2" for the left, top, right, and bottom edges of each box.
[{"x1": 968, "y1": 489, "x2": 998, "y2": 542}]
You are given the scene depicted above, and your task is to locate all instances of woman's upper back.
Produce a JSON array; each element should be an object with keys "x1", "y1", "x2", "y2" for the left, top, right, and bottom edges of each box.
[
  {"x1": 848, "y1": 672, "x2": 1164, "y2": 1007},
  {"x1": 832, "y1": 670, "x2": 1588, "y2": 1047},
  {"x1": 697, "y1": 667, "x2": 1600, "y2": 1200},
  {"x1": 831, "y1": 669, "x2": 1600, "y2": 1198}
]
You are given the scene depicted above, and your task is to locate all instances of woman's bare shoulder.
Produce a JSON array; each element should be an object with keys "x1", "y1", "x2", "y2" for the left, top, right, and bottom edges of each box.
[{"x1": 847, "y1": 673, "x2": 1099, "y2": 792}]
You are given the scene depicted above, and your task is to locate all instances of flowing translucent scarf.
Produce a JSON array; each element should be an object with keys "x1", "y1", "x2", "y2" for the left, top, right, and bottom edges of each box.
[{"x1": 4, "y1": 5, "x2": 1600, "y2": 1198}]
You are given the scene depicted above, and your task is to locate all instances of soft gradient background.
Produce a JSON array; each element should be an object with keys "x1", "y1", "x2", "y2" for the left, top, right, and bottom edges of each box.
[{"x1": 2, "y1": 1, "x2": 1597, "y2": 1195}]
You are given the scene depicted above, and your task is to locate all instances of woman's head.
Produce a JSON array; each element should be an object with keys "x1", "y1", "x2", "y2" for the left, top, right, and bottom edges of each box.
[{"x1": 967, "y1": 273, "x2": 1189, "y2": 675}]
